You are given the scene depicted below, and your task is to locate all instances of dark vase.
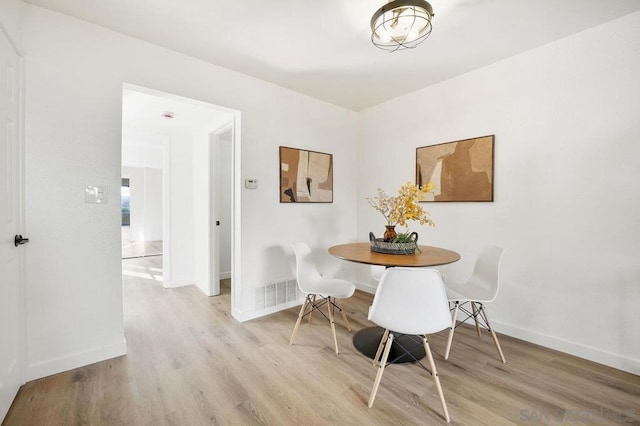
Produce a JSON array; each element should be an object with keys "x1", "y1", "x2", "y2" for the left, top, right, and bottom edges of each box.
[{"x1": 383, "y1": 225, "x2": 397, "y2": 242}]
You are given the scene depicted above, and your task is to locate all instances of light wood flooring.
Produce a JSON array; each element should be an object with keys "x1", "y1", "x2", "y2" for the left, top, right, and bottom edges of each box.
[
  {"x1": 121, "y1": 226, "x2": 163, "y2": 259},
  {"x1": 4, "y1": 256, "x2": 639, "y2": 425}
]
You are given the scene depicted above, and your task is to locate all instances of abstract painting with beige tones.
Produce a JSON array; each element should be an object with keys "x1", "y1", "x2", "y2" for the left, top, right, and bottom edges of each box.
[
  {"x1": 280, "y1": 146, "x2": 333, "y2": 203},
  {"x1": 416, "y1": 135, "x2": 494, "y2": 202}
]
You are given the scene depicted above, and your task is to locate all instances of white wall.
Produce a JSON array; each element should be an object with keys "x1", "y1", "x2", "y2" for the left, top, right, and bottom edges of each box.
[
  {"x1": 121, "y1": 131, "x2": 164, "y2": 169},
  {"x1": 22, "y1": 4, "x2": 357, "y2": 379},
  {"x1": 0, "y1": 0, "x2": 22, "y2": 52},
  {"x1": 143, "y1": 168, "x2": 162, "y2": 241},
  {"x1": 122, "y1": 166, "x2": 145, "y2": 240},
  {"x1": 166, "y1": 132, "x2": 196, "y2": 287},
  {"x1": 193, "y1": 128, "x2": 212, "y2": 294},
  {"x1": 357, "y1": 12, "x2": 640, "y2": 374}
]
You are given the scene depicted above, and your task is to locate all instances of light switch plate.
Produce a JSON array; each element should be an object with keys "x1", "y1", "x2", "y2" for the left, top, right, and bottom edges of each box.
[
  {"x1": 85, "y1": 185, "x2": 108, "y2": 203},
  {"x1": 245, "y1": 178, "x2": 258, "y2": 189}
]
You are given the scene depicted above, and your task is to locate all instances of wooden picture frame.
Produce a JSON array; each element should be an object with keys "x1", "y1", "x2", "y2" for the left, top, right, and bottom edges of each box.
[
  {"x1": 416, "y1": 135, "x2": 495, "y2": 202},
  {"x1": 279, "y1": 146, "x2": 333, "y2": 203}
]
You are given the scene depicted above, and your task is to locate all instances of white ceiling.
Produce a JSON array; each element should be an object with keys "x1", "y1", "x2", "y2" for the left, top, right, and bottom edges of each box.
[
  {"x1": 122, "y1": 89, "x2": 233, "y2": 137},
  {"x1": 121, "y1": 88, "x2": 233, "y2": 158},
  {"x1": 25, "y1": 0, "x2": 640, "y2": 111}
]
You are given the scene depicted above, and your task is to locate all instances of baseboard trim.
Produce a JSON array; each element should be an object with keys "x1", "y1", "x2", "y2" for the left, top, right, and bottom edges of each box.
[
  {"x1": 26, "y1": 338, "x2": 128, "y2": 381},
  {"x1": 168, "y1": 279, "x2": 192, "y2": 288},
  {"x1": 354, "y1": 281, "x2": 376, "y2": 294},
  {"x1": 219, "y1": 272, "x2": 231, "y2": 280},
  {"x1": 494, "y1": 320, "x2": 640, "y2": 375}
]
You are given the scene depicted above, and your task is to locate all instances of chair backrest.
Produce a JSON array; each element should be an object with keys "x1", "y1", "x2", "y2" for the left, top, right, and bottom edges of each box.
[
  {"x1": 291, "y1": 242, "x2": 323, "y2": 293},
  {"x1": 370, "y1": 265, "x2": 385, "y2": 282},
  {"x1": 467, "y1": 247, "x2": 506, "y2": 302},
  {"x1": 368, "y1": 268, "x2": 451, "y2": 335}
]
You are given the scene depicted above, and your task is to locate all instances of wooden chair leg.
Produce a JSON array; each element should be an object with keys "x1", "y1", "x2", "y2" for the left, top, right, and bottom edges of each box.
[
  {"x1": 471, "y1": 302, "x2": 482, "y2": 336},
  {"x1": 368, "y1": 333, "x2": 394, "y2": 408},
  {"x1": 327, "y1": 297, "x2": 339, "y2": 354},
  {"x1": 444, "y1": 302, "x2": 459, "y2": 360},
  {"x1": 373, "y1": 329, "x2": 390, "y2": 366},
  {"x1": 479, "y1": 305, "x2": 506, "y2": 363},
  {"x1": 423, "y1": 336, "x2": 450, "y2": 422},
  {"x1": 290, "y1": 296, "x2": 309, "y2": 345},
  {"x1": 336, "y1": 298, "x2": 351, "y2": 331},
  {"x1": 308, "y1": 294, "x2": 317, "y2": 324}
]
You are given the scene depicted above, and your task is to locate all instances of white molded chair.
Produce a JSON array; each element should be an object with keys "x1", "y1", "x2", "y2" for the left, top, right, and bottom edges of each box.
[
  {"x1": 290, "y1": 242, "x2": 355, "y2": 354},
  {"x1": 370, "y1": 265, "x2": 385, "y2": 282},
  {"x1": 444, "y1": 247, "x2": 506, "y2": 363},
  {"x1": 367, "y1": 268, "x2": 451, "y2": 422}
]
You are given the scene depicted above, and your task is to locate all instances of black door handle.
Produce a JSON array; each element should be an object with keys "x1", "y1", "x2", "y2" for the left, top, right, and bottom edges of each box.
[{"x1": 14, "y1": 235, "x2": 29, "y2": 247}]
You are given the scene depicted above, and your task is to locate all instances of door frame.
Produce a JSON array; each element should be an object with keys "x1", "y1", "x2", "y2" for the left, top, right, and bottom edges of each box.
[{"x1": 121, "y1": 83, "x2": 242, "y2": 313}]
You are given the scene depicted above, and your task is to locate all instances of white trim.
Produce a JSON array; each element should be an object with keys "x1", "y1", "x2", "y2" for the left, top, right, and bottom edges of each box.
[
  {"x1": 219, "y1": 272, "x2": 231, "y2": 280},
  {"x1": 213, "y1": 122, "x2": 233, "y2": 136},
  {"x1": 493, "y1": 320, "x2": 640, "y2": 375},
  {"x1": 167, "y1": 279, "x2": 192, "y2": 288},
  {"x1": 231, "y1": 113, "x2": 242, "y2": 315},
  {"x1": 0, "y1": 21, "x2": 21, "y2": 56},
  {"x1": 26, "y1": 338, "x2": 127, "y2": 381},
  {"x1": 161, "y1": 137, "x2": 172, "y2": 289},
  {"x1": 233, "y1": 299, "x2": 304, "y2": 323},
  {"x1": 354, "y1": 281, "x2": 376, "y2": 294}
]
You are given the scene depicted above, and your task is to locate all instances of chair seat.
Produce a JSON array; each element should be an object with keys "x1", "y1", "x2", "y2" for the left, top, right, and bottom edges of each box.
[
  {"x1": 446, "y1": 281, "x2": 494, "y2": 303},
  {"x1": 303, "y1": 277, "x2": 355, "y2": 299}
]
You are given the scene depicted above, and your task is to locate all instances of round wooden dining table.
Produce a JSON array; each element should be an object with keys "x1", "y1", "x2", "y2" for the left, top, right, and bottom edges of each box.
[
  {"x1": 329, "y1": 242, "x2": 461, "y2": 363},
  {"x1": 329, "y1": 242, "x2": 460, "y2": 268}
]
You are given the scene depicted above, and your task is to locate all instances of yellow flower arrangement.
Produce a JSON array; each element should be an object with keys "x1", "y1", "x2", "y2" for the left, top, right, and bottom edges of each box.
[{"x1": 367, "y1": 181, "x2": 435, "y2": 228}]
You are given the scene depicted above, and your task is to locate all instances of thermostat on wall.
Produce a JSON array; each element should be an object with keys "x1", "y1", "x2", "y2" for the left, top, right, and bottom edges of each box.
[{"x1": 245, "y1": 178, "x2": 258, "y2": 189}]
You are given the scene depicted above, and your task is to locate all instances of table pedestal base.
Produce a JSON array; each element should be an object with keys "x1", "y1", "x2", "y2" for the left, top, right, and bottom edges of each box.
[{"x1": 353, "y1": 326, "x2": 425, "y2": 363}]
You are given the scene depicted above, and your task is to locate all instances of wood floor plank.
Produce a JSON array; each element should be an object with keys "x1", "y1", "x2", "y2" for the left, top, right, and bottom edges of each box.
[{"x1": 3, "y1": 256, "x2": 639, "y2": 425}]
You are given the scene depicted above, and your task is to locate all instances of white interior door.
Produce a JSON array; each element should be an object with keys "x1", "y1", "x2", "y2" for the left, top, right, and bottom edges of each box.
[
  {"x1": 210, "y1": 126, "x2": 234, "y2": 295},
  {"x1": 0, "y1": 32, "x2": 23, "y2": 421},
  {"x1": 209, "y1": 132, "x2": 220, "y2": 296}
]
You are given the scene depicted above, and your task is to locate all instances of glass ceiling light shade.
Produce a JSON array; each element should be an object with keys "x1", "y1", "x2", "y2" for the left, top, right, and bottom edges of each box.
[{"x1": 371, "y1": 0, "x2": 434, "y2": 52}]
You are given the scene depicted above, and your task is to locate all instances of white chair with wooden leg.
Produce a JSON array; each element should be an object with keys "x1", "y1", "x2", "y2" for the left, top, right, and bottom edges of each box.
[
  {"x1": 289, "y1": 242, "x2": 355, "y2": 354},
  {"x1": 367, "y1": 268, "x2": 451, "y2": 423},
  {"x1": 444, "y1": 246, "x2": 507, "y2": 363}
]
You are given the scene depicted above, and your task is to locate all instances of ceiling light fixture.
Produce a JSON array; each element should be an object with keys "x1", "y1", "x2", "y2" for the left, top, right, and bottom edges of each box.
[{"x1": 370, "y1": 0, "x2": 434, "y2": 52}]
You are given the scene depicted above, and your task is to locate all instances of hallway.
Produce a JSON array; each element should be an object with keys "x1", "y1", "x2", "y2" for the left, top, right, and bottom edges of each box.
[{"x1": 121, "y1": 226, "x2": 163, "y2": 259}]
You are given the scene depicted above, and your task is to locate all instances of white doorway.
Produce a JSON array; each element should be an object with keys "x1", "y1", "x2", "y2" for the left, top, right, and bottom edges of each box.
[
  {"x1": 121, "y1": 84, "x2": 240, "y2": 307},
  {"x1": 121, "y1": 169, "x2": 164, "y2": 260},
  {"x1": 215, "y1": 127, "x2": 233, "y2": 283},
  {"x1": 192, "y1": 125, "x2": 234, "y2": 296}
]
